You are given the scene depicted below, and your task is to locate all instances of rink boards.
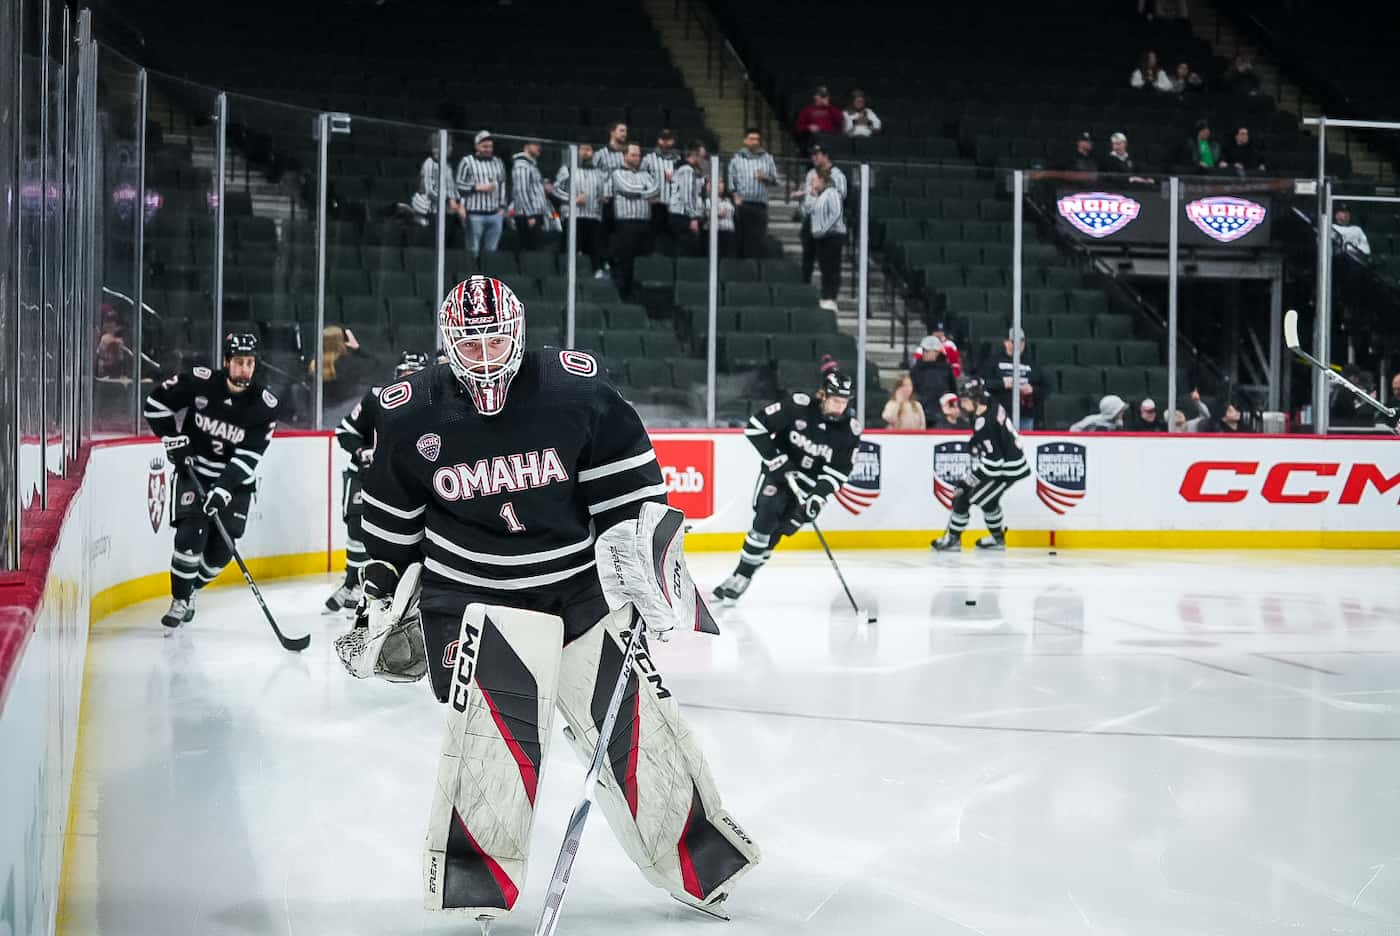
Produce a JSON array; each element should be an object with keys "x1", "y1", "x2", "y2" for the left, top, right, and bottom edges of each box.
[{"x1": 0, "y1": 428, "x2": 1397, "y2": 936}]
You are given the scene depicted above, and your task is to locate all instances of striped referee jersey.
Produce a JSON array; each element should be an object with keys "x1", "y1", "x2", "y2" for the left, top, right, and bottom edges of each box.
[
  {"x1": 455, "y1": 154, "x2": 507, "y2": 214},
  {"x1": 608, "y1": 166, "x2": 659, "y2": 221},
  {"x1": 510, "y1": 152, "x2": 550, "y2": 219},
  {"x1": 727, "y1": 149, "x2": 779, "y2": 203}
]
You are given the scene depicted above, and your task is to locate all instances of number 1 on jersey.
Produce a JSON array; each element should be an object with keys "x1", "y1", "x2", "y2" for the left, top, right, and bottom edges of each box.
[{"x1": 499, "y1": 502, "x2": 526, "y2": 533}]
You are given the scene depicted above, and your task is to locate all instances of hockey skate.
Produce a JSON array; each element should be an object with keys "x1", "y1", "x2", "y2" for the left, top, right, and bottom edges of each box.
[
  {"x1": 161, "y1": 596, "x2": 195, "y2": 629},
  {"x1": 672, "y1": 890, "x2": 731, "y2": 921},
  {"x1": 930, "y1": 532, "x2": 961, "y2": 552},
  {"x1": 323, "y1": 582, "x2": 358, "y2": 612},
  {"x1": 712, "y1": 573, "x2": 751, "y2": 604},
  {"x1": 974, "y1": 531, "x2": 1006, "y2": 551}
]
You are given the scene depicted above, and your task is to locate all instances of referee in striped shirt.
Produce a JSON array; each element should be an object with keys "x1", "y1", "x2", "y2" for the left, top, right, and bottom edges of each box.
[
  {"x1": 668, "y1": 141, "x2": 708, "y2": 257},
  {"x1": 801, "y1": 167, "x2": 846, "y2": 311},
  {"x1": 608, "y1": 142, "x2": 659, "y2": 298},
  {"x1": 727, "y1": 128, "x2": 779, "y2": 259},
  {"x1": 593, "y1": 122, "x2": 629, "y2": 270},
  {"x1": 554, "y1": 142, "x2": 608, "y2": 276},
  {"x1": 456, "y1": 130, "x2": 508, "y2": 258},
  {"x1": 641, "y1": 129, "x2": 682, "y2": 244},
  {"x1": 510, "y1": 140, "x2": 552, "y2": 252},
  {"x1": 791, "y1": 144, "x2": 848, "y2": 285}
]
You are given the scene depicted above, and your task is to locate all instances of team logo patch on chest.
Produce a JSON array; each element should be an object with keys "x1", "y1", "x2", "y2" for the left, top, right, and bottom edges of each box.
[
  {"x1": 194, "y1": 396, "x2": 208, "y2": 410},
  {"x1": 432, "y1": 448, "x2": 569, "y2": 501},
  {"x1": 416, "y1": 433, "x2": 442, "y2": 462}
]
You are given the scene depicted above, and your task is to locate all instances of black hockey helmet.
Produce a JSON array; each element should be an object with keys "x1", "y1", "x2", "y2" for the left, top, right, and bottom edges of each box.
[
  {"x1": 819, "y1": 369, "x2": 854, "y2": 399},
  {"x1": 223, "y1": 332, "x2": 258, "y2": 360},
  {"x1": 395, "y1": 351, "x2": 431, "y2": 379},
  {"x1": 956, "y1": 375, "x2": 990, "y2": 403}
]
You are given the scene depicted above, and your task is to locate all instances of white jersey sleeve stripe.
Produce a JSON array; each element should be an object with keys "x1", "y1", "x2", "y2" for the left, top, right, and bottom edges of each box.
[
  {"x1": 362, "y1": 518, "x2": 425, "y2": 546},
  {"x1": 586, "y1": 482, "x2": 670, "y2": 516},
  {"x1": 577, "y1": 449, "x2": 657, "y2": 483},
  {"x1": 361, "y1": 490, "x2": 427, "y2": 519}
]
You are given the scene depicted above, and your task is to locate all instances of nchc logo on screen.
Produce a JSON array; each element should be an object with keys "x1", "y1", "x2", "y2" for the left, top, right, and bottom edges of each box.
[
  {"x1": 1056, "y1": 192, "x2": 1141, "y2": 238},
  {"x1": 1184, "y1": 196, "x2": 1268, "y2": 243}
]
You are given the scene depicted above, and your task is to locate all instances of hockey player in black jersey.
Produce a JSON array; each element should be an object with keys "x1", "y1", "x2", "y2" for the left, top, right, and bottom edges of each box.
[
  {"x1": 931, "y1": 375, "x2": 1030, "y2": 552},
  {"x1": 325, "y1": 351, "x2": 431, "y2": 612},
  {"x1": 713, "y1": 369, "x2": 861, "y2": 603},
  {"x1": 143, "y1": 333, "x2": 279, "y2": 628},
  {"x1": 332, "y1": 276, "x2": 758, "y2": 928}
]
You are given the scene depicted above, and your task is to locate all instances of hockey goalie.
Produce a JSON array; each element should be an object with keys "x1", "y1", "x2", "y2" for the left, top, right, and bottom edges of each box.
[{"x1": 333, "y1": 275, "x2": 759, "y2": 930}]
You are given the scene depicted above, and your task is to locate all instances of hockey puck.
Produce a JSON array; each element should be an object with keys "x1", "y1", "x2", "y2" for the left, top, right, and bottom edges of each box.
[
  {"x1": 964, "y1": 599, "x2": 976, "y2": 606},
  {"x1": 1048, "y1": 550, "x2": 1058, "y2": 556}
]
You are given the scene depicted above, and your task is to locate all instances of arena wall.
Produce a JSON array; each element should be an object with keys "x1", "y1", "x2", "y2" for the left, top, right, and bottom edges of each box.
[{"x1": 0, "y1": 428, "x2": 1396, "y2": 935}]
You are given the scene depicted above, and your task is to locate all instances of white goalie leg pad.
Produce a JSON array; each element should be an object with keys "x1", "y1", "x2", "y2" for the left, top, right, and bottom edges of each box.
[
  {"x1": 555, "y1": 608, "x2": 760, "y2": 906},
  {"x1": 424, "y1": 603, "x2": 563, "y2": 920},
  {"x1": 334, "y1": 561, "x2": 427, "y2": 683}
]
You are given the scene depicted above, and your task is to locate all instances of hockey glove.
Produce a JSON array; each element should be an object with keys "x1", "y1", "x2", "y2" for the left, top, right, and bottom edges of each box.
[
  {"x1": 355, "y1": 447, "x2": 375, "y2": 468},
  {"x1": 163, "y1": 434, "x2": 191, "y2": 467},
  {"x1": 595, "y1": 501, "x2": 719, "y2": 640},
  {"x1": 202, "y1": 485, "x2": 232, "y2": 516},
  {"x1": 335, "y1": 560, "x2": 427, "y2": 682},
  {"x1": 800, "y1": 493, "x2": 825, "y2": 522}
]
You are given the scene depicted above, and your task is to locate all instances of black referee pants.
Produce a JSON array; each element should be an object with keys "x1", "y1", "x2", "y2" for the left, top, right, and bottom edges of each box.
[
  {"x1": 610, "y1": 219, "x2": 652, "y2": 298},
  {"x1": 737, "y1": 201, "x2": 768, "y2": 258},
  {"x1": 670, "y1": 215, "x2": 704, "y2": 257},
  {"x1": 815, "y1": 231, "x2": 844, "y2": 301}
]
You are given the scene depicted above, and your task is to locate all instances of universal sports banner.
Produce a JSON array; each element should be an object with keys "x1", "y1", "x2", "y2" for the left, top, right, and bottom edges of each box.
[{"x1": 1053, "y1": 186, "x2": 1274, "y2": 247}]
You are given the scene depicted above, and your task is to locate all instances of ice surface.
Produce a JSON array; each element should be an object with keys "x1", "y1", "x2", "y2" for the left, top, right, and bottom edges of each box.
[{"x1": 61, "y1": 549, "x2": 1400, "y2": 935}]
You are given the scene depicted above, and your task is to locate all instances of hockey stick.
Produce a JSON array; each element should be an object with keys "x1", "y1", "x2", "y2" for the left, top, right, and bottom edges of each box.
[
  {"x1": 1284, "y1": 308, "x2": 1398, "y2": 424},
  {"x1": 535, "y1": 606, "x2": 645, "y2": 936},
  {"x1": 183, "y1": 468, "x2": 310, "y2": 652},
  {"x1": 787, "y1": 475, "x2": 874, "y2": 623}
]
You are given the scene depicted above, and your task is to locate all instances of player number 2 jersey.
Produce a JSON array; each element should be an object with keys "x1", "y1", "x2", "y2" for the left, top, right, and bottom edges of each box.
[
  {"x1": 358, "y1": 352, "x2": 667, "y2": 593},
  {"x1": 143, "y1": 366, "x2": 279, "y2": 490}
]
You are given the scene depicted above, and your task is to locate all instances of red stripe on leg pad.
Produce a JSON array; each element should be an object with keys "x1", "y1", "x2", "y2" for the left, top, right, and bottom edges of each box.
[
  {"x1": 456, "y1": 810, "x2": 520, "y2": 909},
  {"x1": 478, "y1": 686, "x2": 539, "y2": 807},
  {"x1": 676, "y1": 794, "x2": 704, "y2": 899},
  {"x1": 625, "y1": 691, "x2": 641, "y2": 818}
]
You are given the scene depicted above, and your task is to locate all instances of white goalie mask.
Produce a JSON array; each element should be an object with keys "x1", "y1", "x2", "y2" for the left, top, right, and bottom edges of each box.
[{"x1": 438, "y1": 275, "x2": 526, "y2": 416}]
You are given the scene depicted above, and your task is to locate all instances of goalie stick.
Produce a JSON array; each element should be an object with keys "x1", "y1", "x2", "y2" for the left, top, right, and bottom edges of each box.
[
  {"x1": 183, "y1": 468, "x2": 311, "y2": 652},
  {"x1": 1284, "y1": 308, "x2": 1398, "y2": 430},
  {"x1": 534, "y1": 606, "x2": 645, "y2": 936}
]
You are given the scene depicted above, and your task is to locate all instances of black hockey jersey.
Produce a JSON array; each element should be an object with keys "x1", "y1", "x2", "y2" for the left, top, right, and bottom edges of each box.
[
  {"x1": 359, "y1": 351, "x2": 667, "y2": 593},
  {"x1": 744, "y1": 392, "x2": 860, "y2": 500},
  {"x1": 143, "y1": 366, "x2": 279, "y2": 490},
  {"x1": 967, "y1": 403, "x2": 1030, "y2": 483},
  {"x1": 336, "y1": 385, "x2": 382, "y2": 475}
]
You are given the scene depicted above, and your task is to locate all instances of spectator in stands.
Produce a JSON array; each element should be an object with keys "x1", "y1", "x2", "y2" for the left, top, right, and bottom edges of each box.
[
  {"x1": 95, "y1": 309, "x2": 132, "y2": 380},
  {"x1": 456, "y1": 130, "x2": 508, "y2": 258},
  {"x1": 843, "y1": 89, "x2": 882, "y2": 138},
  {"x1": 1139, "y1": 0, "x2": 1189, "y2": 22},
  {"x1": 554, "y1": 142, "x2": 608, "y2": 276},
  {"x1": 804, "y1": 167, "x2": 846, "y2": 312},
  {"x1": 708, "y1": 179, "x2": 738, "y2": 257},
  {"x1": 1391, "y1": 372, "x2": 1399, "y2": 404},
  {"x1": 911, "y1": 336, "x2": 957, "y2": 416},
  {"x1": 1101, "y1": 132, "x2": 1154, "y2": 182},
  {"x1": 318, "y1": 325, "x2": 373, "y2": 420},
  {"x1": 510, "y1": 139, "x2": 553, "y2": 251},
  {"x1": 1184, "y1": 120, "x2": 1222, "y2": 173},
  {"x1": 987, "y1": 328, "x2": 1037, "y2": 429},
  {"x1": 1222, "y1": 126, "x2": 1268, "y2": 176},
  {"x1": 1172, "y1": 61, "x2": 1206, "y2": 96},
  {"x1": 1332, "y1": 204, "x2": 1371, "y2": 256},
  {"x1": 881, "y1": 373, "x2": 926, "y2": 429},
  {"x1": 933, "y1": 392, "x2": 971, "y2": 430},
  {"x1": 1130, "y1": 50, "x2": 1173, "y2": 92},
  {"x1": 668, "y1": 141, "x2": 708, "y2": 257},
  {"x1": 728, "y1": 129, "x2": 779, "y2": 259},
  {"x1": 594, "y1": 122, "x2": 630, "y2": 272},
  {"x1": 1067, "y1": 132, "x2": 1099, "y2": 173},
  {"x1": 1173, "y1": 390, "x2": 1211, "y2": 432},
  {"x1": 407, "y1": 133, "x2": 464, "y2": 228},
  {"x1": 608, "y1": 142, "x2": 660, "y2": 298},
  {"x1": 795, "y1": 85, "x2": 843, "y2": 151},
  {"x1": 1222, "y1": 55, "x2": 1263, "y2": 96},
  {"x1": 792, "y1": 144, "x2": 848, "y2": 286},
  {"x1": 642, "y1": 129, "x2": 683, "y2": 244},
  {"x1": 1200, "y1": 397, "x2": 1248, "y2": 433},
  {"x1": 1070, "y1": 394, "x2": 1128, "y2": 432},
  {"x1": 925, "y1": 322, "x2": 962, "y2": 376},
  {"x1": 1126, "y1": 397, "x2": 1167, "y2": 431}
]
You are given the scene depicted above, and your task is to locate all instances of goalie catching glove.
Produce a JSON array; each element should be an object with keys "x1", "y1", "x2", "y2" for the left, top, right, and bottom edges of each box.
[
  {"x1": 333, "y1": 559, "x2": 429, "y2": 683},
  {"x1": 594, "y1": 502, "x2": 720, "y2": 639}
]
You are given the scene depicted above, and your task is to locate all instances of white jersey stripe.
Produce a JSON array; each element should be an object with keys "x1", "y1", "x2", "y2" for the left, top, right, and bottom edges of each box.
[
  {"x1": 577, "y1": 449, "x2": 657, "y2": 483},
  {"x1": 424, "y1": 557, "x2": 596, "y2": 591},
  {"x1": 361, "y1": 490, "x2": 427, "y2": 519},
  {"x1": 424, "y1": 527, "x2": 594, "y2": 567},
  {"x1": 586, "y1": 482, "x2": 669, "y2": 516},
  {"x1": 362, "y1": 518, "x2": 425, "y2": 546}
]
